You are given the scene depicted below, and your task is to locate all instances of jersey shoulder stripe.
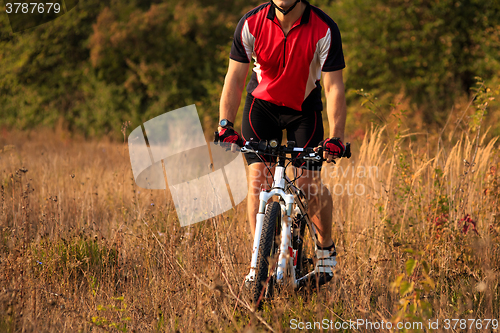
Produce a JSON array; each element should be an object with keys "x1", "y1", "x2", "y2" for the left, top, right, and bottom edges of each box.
[
  {"x1": 310, "y1": 6, "x2": 345, "y2": 72},
  {"x1": 230, "y1": 3, "x2": 270, "y2": 63}
]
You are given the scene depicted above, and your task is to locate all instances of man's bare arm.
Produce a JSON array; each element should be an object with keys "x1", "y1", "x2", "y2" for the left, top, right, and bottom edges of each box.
[
  {"x1": 323, "y1": 70, "x2": 347, "y2": 142},
  {"x1": 218, "y1": 59, "x2": 250, "y2": 130}
]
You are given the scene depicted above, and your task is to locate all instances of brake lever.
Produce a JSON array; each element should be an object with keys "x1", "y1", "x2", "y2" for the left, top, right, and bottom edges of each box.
[
  {"x1": 316, "y1": 146, "x2": 328, "y2": 163},
  {"x1": 302, "y1": 146, "x2": 327, "y2": 163}
]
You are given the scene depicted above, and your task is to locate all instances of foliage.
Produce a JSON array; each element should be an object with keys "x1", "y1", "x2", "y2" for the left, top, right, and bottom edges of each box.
[
  {"x1": 0, "y1": 0, "x2": 499, "y2": 137},
  {"x1": 0, "y1": 0, "x2": 259, "y2": 138},
  {"x1": 334, "y1": 0, "x2": 500, "y2": 123},
  {"x1": 390, "y1": 249, "x2": 434, "y2": 327},
  {"x1": 0, "y1": 0, "x2": 113, "y2": 133},
  {"x1": 91, "y1": 296, "x2": 130, "y2": 332}
]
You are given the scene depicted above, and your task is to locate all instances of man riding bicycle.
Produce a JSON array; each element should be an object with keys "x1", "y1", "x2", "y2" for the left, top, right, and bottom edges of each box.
[{"x1": 216, "y1": 0, "x2": 347, "y2": 285}]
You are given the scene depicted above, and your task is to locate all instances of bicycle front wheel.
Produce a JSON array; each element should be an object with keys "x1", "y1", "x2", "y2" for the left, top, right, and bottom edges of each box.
[{"x1": 251, "y1": 201, "x2": 281, "y2": 308}]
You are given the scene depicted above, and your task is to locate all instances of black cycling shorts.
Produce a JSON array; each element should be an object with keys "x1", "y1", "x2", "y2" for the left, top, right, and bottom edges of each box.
[{"x1": 241, "y1": 93, "x2": 324, "y2": 171}]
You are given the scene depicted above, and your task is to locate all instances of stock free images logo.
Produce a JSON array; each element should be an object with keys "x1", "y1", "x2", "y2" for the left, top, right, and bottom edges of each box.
[
  {"x1": 3, "y1": 0, "x2": 78, "y2": 32},
  {"x1": 128, "y1": 105, "x2": 248, "y2": 227}
]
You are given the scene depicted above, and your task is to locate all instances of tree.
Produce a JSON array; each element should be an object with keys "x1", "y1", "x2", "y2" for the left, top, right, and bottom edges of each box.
[
  {"x1": 335, "y1": 0, "x2": 500, "y2": 123},
  {"x1": 0, "y1": 0, "x2": 258, "y2": 137}
]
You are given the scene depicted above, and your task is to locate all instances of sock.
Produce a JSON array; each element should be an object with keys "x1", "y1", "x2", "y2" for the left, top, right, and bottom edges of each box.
[{"x1": 316, "y1": 242, "x2": 335, "y2": 251}]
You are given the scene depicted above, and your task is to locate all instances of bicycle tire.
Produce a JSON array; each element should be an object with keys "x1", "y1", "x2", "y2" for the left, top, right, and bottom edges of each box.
[
  {"x1": 295, "y1": 214, "x2": 335, "y2": 291},
  {"x1": 291, "y1": 190, "x2": 312, "y2": 280},
  {"x1": 292, "y1": 195, "x2": 320, "y2": 291},
  {"x1": 251, "y1": 201, "x2": 281, "y2": 307}
]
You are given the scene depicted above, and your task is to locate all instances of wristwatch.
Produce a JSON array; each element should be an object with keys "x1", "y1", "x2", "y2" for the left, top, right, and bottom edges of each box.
[{"x1": 219, "y1": 119, "x2": 234, "y2": 129}]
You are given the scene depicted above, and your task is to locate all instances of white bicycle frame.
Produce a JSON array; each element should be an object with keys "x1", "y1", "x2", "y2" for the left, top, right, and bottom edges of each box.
[{"x1": 244, "y1": 145, "x2": 321, "y2": 289}]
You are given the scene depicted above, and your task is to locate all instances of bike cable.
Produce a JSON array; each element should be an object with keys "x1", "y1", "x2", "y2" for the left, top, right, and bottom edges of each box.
[{"x1": 255, "y1": 151, "x2": 277, "y2": 190}]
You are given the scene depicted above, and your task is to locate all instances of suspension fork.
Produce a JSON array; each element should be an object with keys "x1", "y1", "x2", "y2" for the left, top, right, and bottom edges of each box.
[
  {"x1": 248, "y1": 156, "x2": 294, "y2": 282},
  {"x1": 276, "y1": 210, "x2": 293, "y2": 283},
  {"x1": 274, "y1": 157, "x2": 295, "y2": 283},
  {"x1": 248, "y1": 195, "x2": 267, "y2": 281}
]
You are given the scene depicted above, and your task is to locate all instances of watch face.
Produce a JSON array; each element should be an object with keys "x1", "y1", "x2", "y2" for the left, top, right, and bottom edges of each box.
[{"x1": 220, "y1": 119, "x2": 228, "y2": 127}]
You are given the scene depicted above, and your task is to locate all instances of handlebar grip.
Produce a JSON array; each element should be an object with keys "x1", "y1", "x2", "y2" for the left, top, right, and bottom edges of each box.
[
  {"x1": 317, "y1": 146, "x2": 326, "y2": 162},
  {"x1": 343, "y1": 142, "x2": 351, "y2": 158}
]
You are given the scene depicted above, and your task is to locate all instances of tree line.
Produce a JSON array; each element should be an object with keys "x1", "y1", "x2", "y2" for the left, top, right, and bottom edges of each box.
[{"x1": 1, "y1": 0, "x2": 498, "y2": 138}]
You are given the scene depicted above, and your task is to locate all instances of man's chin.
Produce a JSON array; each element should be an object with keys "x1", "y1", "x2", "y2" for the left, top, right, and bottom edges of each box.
[{"x1": 274, "y1": 1, "x2": 293, "y2": 9}]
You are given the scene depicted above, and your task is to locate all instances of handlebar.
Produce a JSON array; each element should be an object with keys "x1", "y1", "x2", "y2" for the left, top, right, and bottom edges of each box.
[
  {"x1": 214, "y1": 131, "x2": 352, "y2": 161},
  {"x1": 239, "y1": 139, "x2": 351, "y2": 161}
]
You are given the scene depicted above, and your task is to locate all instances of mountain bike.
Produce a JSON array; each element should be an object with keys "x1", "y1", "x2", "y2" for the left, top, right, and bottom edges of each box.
[{"x1": 239, "y1": 139, "x2": 351, "y2": 308}]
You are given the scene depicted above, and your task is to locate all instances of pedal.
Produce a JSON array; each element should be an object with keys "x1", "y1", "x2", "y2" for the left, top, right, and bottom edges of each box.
[{"x1": 296, "y1": 271, "x2": 333, "y2": 290}]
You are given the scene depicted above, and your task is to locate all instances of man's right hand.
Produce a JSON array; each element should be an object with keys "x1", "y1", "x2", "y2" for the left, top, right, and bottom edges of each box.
[{"x1": 214, "y1": 127, "x2": 244, "y2": 147}]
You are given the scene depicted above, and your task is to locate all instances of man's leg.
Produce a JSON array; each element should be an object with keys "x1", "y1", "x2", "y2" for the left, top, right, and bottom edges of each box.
[
  {"x1": 247, "y1": 162, "x2": 274, "y2": 236},
  {"x1": 295, "y1": 169, "x2": 334, "y2": 248},
  {"x1": 296, "y1": 168, "x2": 337, "y2": 283}
]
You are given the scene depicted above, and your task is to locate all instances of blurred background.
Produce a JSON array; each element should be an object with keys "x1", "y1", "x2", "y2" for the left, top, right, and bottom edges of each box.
[{"x1": 1, "y1": 0, "x2": 499, "y2": 140}]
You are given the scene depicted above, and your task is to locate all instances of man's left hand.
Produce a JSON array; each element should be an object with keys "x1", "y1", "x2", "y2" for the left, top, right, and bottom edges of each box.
[{"x1": 318, "y1": 137, "x2": 345, "y2": 163}]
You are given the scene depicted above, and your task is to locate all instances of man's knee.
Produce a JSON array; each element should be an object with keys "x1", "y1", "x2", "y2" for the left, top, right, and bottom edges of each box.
[
  {"x1": 297, "y1": 170, "x2": 323, "y2": 199},
  {"x1": 248, "y1": 163, "x2": 273, "y2": 195}
]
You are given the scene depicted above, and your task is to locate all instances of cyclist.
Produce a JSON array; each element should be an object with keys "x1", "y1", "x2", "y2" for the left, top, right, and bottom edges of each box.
[{"x1": 216, "y1": 0, "x2": 347, "y2": 285}]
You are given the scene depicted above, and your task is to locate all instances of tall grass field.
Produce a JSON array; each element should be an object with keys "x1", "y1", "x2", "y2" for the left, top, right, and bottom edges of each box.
[{"x1": 1, "y1": 113, "x2": 499, "y2": 332}]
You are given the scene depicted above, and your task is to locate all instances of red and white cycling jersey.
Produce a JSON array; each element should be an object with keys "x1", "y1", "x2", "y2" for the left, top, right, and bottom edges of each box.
[{"x1": 230, "y1": 0, "x2": 345, "y2": 111}]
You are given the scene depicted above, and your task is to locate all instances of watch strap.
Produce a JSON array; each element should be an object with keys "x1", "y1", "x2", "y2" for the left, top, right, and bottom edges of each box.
[{"x1": 219, "y1": 119, "x2": 234, "y2": 128}]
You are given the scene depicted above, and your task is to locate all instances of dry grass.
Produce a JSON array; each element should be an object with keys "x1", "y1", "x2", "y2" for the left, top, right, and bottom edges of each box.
[{"x1": 0, "y1": 122, "x2": 499, "y2": 332}]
